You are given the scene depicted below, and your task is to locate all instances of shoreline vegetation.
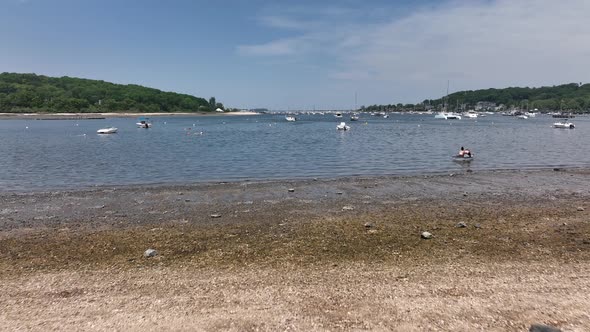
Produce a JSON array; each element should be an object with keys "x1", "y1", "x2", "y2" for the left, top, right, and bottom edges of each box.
[
  {"x1": 0, "y1": 111, "x2": 260, "y2": 120},
  {"x1": 0, "y1": 72, "x2": 238, "y2": 114},
  {"x1": 1, "y1": 169, "x2": 589, "y2": 330},
  {"x1": 3, "y1": 73, "x2": 590, "y2": 116}
]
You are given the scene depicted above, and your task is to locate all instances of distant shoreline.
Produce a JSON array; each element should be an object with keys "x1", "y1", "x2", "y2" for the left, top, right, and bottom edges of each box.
[{"x1": 0, "y1": 111, "x2": 260, "y2": 120}]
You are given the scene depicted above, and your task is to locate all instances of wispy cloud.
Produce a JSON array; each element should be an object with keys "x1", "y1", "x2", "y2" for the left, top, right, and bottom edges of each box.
[
  {"x1": 237, "y1": 38, "x2": 305, "y2": 56},
  {"x1": 237, "y1": 0, "x2": 590, "y2": 102}
]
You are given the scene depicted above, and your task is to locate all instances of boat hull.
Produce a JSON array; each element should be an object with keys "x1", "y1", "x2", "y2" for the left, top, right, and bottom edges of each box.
[{"x1": 97, "y1": 127, "x2": 118, "y2": 134}]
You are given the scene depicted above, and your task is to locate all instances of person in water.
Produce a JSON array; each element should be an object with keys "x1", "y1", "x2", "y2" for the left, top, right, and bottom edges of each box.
[{"x1": 459, "y1": 146, "x2": 472, "y2": 157}]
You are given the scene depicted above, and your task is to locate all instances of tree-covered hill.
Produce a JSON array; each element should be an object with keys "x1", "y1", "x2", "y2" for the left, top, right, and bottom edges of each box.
[
  {"x1": 363, "y1": 83, "x2": 590, "y2": 113},
  {"x1": 0, "y1": 73, "x2": 220, "y2": 113}
]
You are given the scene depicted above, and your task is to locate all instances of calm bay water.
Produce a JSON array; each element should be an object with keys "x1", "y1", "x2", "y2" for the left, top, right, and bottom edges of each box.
[{"x1": 0, "y1": 113, "x2": 588, "y2": 191}]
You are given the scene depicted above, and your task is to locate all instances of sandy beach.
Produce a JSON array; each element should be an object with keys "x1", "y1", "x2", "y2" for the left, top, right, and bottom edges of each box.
[
  {"x1": 0, "y1": 111, "x2": 260, "y2": 120},
  {"x1": 1, "y1": 169, "x2": 589, "y2": 331}
]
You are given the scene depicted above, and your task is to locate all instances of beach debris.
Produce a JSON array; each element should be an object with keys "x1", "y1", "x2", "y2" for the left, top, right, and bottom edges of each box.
[
  {"x1": 143, "y1": 249, "x2": 158, "y2": 258},
  {"x1": 576, "y1": 206, "x2": 585, "y2": 211},
  {"x1": 342, "y1": 206, "x2": 354, "y2": 211},
  {"x1": 0, "y1": 208, "x2": 18, "y2": 215},
  {"x1": 210, "y1": 214, "x2": 222, "y2": 218},
  {"x1": 178, "y1": 192, "x2": 184, "y2": 195},
  {"x1": 184, "y1": 199, "x2": 191, "y2": 202},
  {"x1": 474, "y1": 223, "x2": 482, "y2": 229},
  {"x1": 463, "y1": 192, "x2": 468, "y2": 197},
  {"x1": 93, "y1": 205, "x2": 106, "y2": 209},
  {"x1": 421, "y1": 231, "x2": 433, "y2": 239},
  {"x1": 456, "y1": 222, "x2": 468, "y2": 228},
  {"x1": 288, "y1": 188, "x2": 295, "y2": 192},
  {"x1": 364, "y1": 222, "x2": 375, "y2": 229},
  {"x1": 529, "y1": 324, "x2": 562, "y2": 332},
  {"x1": 336, "y1": 192, "x2": 343, "y2": 195}
]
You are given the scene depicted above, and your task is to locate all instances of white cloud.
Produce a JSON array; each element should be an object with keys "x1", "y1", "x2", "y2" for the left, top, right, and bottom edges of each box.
[
  {"x1": 239, "y1": 0, "x2": 590, "y2": 103},
  {"x1": 237, "y1": 39, "x2": 301, "y2": 56}
]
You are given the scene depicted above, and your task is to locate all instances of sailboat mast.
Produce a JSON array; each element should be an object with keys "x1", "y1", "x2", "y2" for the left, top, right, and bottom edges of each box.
[{"x1": 444, "y1": 80, "x2": 450, "y2": 112}]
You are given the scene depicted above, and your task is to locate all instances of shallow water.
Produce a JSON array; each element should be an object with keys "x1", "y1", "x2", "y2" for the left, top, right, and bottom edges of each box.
[{"x1": 0, "y1": 113, "x2": 587, "y2": 191}]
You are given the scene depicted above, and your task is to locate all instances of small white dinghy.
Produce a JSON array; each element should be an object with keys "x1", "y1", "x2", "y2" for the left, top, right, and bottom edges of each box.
[
  {"x1": 337, "y1": 122, "x2": 350, "y2": 131},
  {"x1": 97, "y1": 127, "x2": 118, "y2": 134}
]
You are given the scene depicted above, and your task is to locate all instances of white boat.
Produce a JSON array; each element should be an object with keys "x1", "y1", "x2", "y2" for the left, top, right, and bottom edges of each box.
[
  {"x1": 136, "y1": 118, "x2": 151, "y2": 128},
  {"x1": 350, "y1": 115, "x2": 359, "y2": 121},
  {"x1": 553, "y1": 122, "x2": 575, "y2": 129},
  {"x1": 97, "y1": 127, "x2": 118, "y2": 134},
  {"x1": 285, "y1": 116, "x2": 297, "y2": 122},
  {"x1": 383, "y1": 114, "x2": 389, "y2": 118},
  {"x1": 434, "y1": 112, "x2": 461, "y2": 120},
  {"x1": 335, "y1": 113, "x2": 343, "y2": 118},
  {"x1": 463, "y1": 111, "x2": 478, "y2": 119},
  {"x1": 337, "y1": 122, "x2": 350, "y2": 130},
  {"x1": 516, "y1": 115, "x2": 528, "y2": 119}
]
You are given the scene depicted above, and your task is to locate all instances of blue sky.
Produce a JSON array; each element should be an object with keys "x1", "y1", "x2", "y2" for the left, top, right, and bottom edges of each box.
[{"x1": 1, "y1": 0, "x2": 589, "y2": 110}]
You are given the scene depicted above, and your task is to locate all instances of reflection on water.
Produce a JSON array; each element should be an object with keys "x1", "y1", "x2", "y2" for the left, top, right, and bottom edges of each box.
[{"x1": 0, "y1": 113, "x2": 587, "y2": 190}]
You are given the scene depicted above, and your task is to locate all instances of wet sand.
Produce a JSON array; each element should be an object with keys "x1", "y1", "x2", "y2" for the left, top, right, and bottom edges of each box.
[{"x1": 1, "y1": 169, "x2": 590, "y2": 331}]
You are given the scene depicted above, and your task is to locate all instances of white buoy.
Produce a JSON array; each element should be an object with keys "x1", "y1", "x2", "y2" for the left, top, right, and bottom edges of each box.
[{"x1": 25, "y1": 126, "x2": 28, "y2": 129}]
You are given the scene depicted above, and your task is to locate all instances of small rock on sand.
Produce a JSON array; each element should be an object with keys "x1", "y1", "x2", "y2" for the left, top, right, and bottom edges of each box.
[
  {"x1": 143, "y1": 249, "x2": 158, "y2": 258},
  {"x1": 456, "y1": 222, "x2": 467, "y2": 228},
  {"x1": 529, "y1": 323, "x2": 562, "y2": 332},
  {"x1": 210, "y1": 214, "x2": 222, "y2": 218},
  {"x1": 577, "y1": 206, "x2": 584, "y2": 211},
  {"x1": 421, "y1": 231, "x2": 433, "y2": 239},
  {"x1": 342, "y1": 206, "x2": 354, "y2": 211},
  {"x1": 288, "y1": 188, "x2": 295, "y2": 192},
  {"x1": 364, "y1": 222, "x2": 374, "y2": 229}
]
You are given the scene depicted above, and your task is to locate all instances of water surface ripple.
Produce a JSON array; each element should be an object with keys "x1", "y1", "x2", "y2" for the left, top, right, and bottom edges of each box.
[{"x1": 0, "y1": 113, "x2": 587, "y2": 191}]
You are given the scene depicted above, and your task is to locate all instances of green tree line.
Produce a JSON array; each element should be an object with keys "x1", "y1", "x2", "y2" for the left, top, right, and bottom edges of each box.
[
  {"x1": 363, "y1": 83, "x2": 590, "y2": 112},
  {"x1": 0, "y1": 72, "x2": 221, "y2": 113}
]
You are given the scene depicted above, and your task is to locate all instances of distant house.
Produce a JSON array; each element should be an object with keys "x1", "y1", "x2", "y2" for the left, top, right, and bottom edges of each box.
[{"x1": 475, "y1": 101, "x2": 497, "y2": 111}]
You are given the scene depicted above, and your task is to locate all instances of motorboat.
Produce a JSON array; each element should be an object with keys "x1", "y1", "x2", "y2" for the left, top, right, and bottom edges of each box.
[
  {"x1": 463, "y1": 111, "x2": 478, "y2": 119},
  {"x1": 350, "y1": 114, "x2": 359, "y2": 121},
  {"x1": 136, "y1": 118, "x2": 151, "y2": 128},
  {"x1": 285, "y1": 116, "x2": 297, "y2": 122},
  {"x1": 516, "y1": 115, "x2": 528, "y2": 119},
  {"x1": 434, "y1": 112, "x2": 461, "y2": 120},
  {"x1": 336, "y1": 122, "x2": 350, "y2": 130},
  {"x1": 97, "y1": 127, "x2": 118, "y2": 134},
  {"x1": 335, "y1": 113, "x2": 343, "y2": 118},
  {"x1": 553, "y1": 122, "x2": 575, "y2": 129}
]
